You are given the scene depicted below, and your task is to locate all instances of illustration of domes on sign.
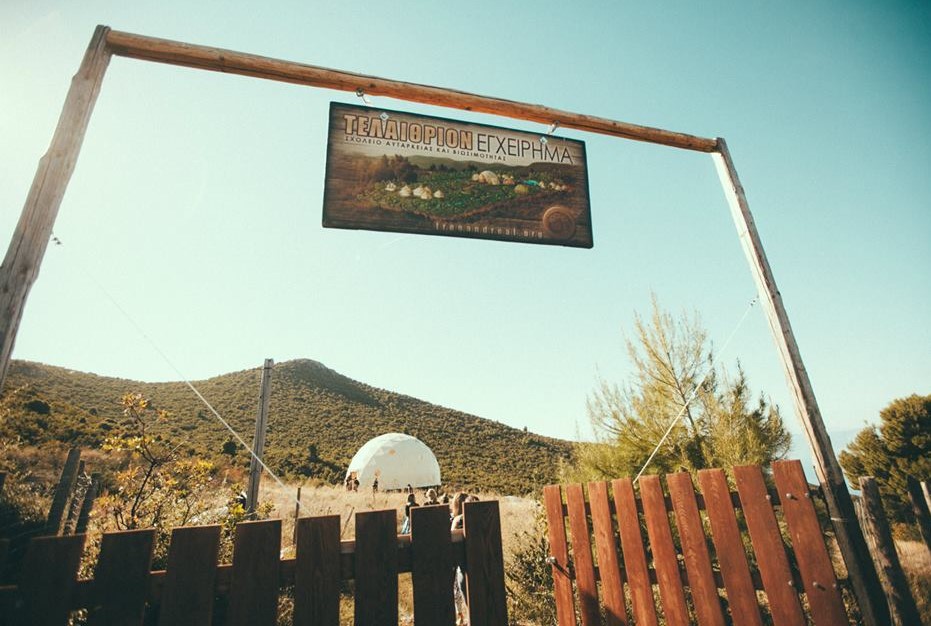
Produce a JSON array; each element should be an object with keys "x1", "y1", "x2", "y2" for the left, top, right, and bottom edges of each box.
[{"x1": 345, "y1": 433, "x2": 441, "y2": 490}]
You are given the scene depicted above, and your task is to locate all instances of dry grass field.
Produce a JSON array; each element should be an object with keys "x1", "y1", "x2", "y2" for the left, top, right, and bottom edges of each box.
[{"x1": 257, "y1": 480, "x2": 539, "y2": 552}]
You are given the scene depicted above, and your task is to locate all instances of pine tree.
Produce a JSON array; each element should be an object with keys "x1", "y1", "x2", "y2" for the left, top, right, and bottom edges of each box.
[
  {"x1": 840, "y1": 393, "x2": 931, "y2": 525},
  {"x1": 567, "y1": 297, "x2": 790, "y2": 481}
]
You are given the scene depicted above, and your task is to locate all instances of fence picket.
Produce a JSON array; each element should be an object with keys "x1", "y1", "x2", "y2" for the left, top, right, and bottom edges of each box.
[
  {"x1": 640, "y1": 475, "x2": 690, "y2": 626},
  {"x1": 733, "y1": 465, "x2": 806, "y2": 626},
  {"x1": 666, "y1": 472, "x2": 725, "y2": 626},
  {"x1": 354, "y1": 509, "x2": 398, "y2": 625},
  {"x1": 157, "y1": 525, "x2": 222, "y2": 626},
  {"x1": 410, "y1": 504, "x2": 456, "y2": 625},
  {"x1": 566, "y1": 483, "x2": 600, "y2": 626},
  {"x1": 463, "y1": 500, "x2": 508, "y2": 626},
  {"x1": 542, "y1": 484, "x2": 576, "y2": 626},
  {"x1": 87, "y1": 528, "x2": 155, "y2": 626},
  {"x1": 0, "y1": 538, "x2": 9, "y2": 581},
  {"x1": 15, "y1": 533, "x2": 84, "y2": 626},
  {"x1": 613, "y1": 477, "x2": 659, "y2": 626},
  {"x1": 771, "y1": 461, "x2": 847, "y2": 626},
  {"x1": 226, "y1": 519, "x2": 281, "y2": 626},
  {"x1": 588, "y1": 480, "x2": 627, "y2": 626},
  {"x1": 698, "y1": 469, "x2": 763, "y2": 626},
  {"x1": 293, "y1": 515, "x2": 341, "y2": 626}
]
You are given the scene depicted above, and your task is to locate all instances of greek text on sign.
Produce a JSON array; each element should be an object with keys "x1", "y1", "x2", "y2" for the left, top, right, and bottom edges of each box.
[{"x1": 322, "y1": 103, "x2": 593, "y2": 248}]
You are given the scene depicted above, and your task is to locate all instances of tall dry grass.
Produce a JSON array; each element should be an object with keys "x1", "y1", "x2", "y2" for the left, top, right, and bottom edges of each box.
[
  {"x1": 257, "y1": 480, "x2": 539, "y2": 552},
  {"x1": 896, "y1": 539, "x2": 931, "y2": 623}
]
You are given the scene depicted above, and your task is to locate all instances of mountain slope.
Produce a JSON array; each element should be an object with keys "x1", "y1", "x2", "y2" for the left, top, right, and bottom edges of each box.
[{"x1": 1, "y1": 359, "x2": 572, "y2": 494}]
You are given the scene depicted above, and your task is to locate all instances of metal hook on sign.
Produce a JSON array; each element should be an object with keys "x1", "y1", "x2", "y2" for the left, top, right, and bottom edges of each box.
[
  {"x1": 355, "y1": 87, "x2": 372, "y2": 106},
  {"x1": 540, "y1": 121, "x2": 559, "y2": 144}
]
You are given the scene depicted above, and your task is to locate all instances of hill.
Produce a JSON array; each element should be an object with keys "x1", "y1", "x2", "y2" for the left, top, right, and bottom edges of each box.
[{"x1": 0, "y1": 359, "x2": 572, "y2": 494}]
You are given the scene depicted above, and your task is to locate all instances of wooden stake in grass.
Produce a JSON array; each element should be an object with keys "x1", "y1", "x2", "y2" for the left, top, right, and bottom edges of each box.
[
  {"x1": 45, "y1": 448, "x2": 82, "y2": 536},
  {"x1": 858, "y1": 476, "x2": 922, "y2": 626},
  {"x1": 906, "y1": 476, "x2": 931, "y2": 556},
  {"x1": 246, "y1": 358, "x2": 273, "y2": 517}
]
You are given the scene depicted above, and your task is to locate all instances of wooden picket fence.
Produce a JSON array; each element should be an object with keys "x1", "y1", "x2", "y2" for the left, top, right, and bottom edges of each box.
[
  {"x1": 543, "y1": 460, "x2": 853, "y2": 626},
  {"x1": 0, "y1": 500, "x2": 507, "y2": 626}
]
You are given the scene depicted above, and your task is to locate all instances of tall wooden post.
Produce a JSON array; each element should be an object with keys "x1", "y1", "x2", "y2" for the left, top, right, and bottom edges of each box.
[
  {"x1": 713, "y1": 139, "x2": 889, "y2": 625},
  {"x1": 858, "y1": 477, "x2": 921, "y2": 625},
  {"x1": 293, "y1": 485, "x2": 302, "y2": 544},
  {"x1": 906, "y1": 477, "x2": 931, "y2": 554},
  {"x1": 245, "y1": 358, "x2": 273, "y2": 516},
  {"x1": 75, "y1": 473, "x2": 99, "y2": 535},
  {"x1": 923, "y1": 481, "x2": 931, "y2": 525},
  {"x1": 45, "y1": 448, "x2": 82, "y2": 536},
  {"x1": 0, "y1": 26, "x2": 111, "y2": 392}
]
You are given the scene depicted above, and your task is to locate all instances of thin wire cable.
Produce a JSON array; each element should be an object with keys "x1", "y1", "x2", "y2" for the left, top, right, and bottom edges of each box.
[
  {"x1": 49, "y1": 234, "x2": 300, "y2": 508},
  {"x1": 633, "y1": 296, "x2": 758, "y2": 484}
]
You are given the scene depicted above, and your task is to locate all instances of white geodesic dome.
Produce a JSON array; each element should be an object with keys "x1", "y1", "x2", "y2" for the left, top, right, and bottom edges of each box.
[{"x1": 346, "y1": 433, "x2": 441, "y2": 490}]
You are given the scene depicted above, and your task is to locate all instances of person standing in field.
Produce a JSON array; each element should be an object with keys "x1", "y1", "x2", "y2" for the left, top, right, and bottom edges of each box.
[
  {"x1": 450, "y1": 492, "x2": 470, "y2": 624},
  {"x1": 401, "y1": 492, "x2": 418, "y2": 534}
]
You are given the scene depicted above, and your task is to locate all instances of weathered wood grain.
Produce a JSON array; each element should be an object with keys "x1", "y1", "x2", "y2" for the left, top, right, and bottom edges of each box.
[
  {"x1": 353, "y1": 509, "x2": 398, "y2": 625},
  {"x1": 666, "y1": 472, "x2": 725, "y2": 626},
  {"x1": 157, "y1": 525, "x2": 222, "y2": 626},
  {"x1": 857, "y1": 477, "x2": 921, "y2": 626},
  {"x1": 88, "y1": 529, "x2": 154, "y2": 626},
  {"x1": 16, "y1": 534, "x2": 85, "y2": 626},
  {"x1": 104, "y1": 29, "x2": 717, "y2": 153},
  {"x1": 463, "y1": 500, "x2": 508, "y2": 626},
  {"x1": 44, "y1": 448, "x2": 81, "y2": 536},
  {"x1": 640, "y1": 475, "x2": 689, "y2": 626},
  {"x1": 613, "y1": 477, "x2": 658, "y2": 626},
  {"x1": 293, "y1": 515, "x2": 341, "y2": 626},
  {"x1": 566, "y1": 483, "x2": 599, "y2": 626},
  {"x1": 771, "y1": 461, "x2": 847, "y2": 626},
  {"x1": 543, "y1": 485, "x2": 576, "y2": 626},
  {"x1": 227, "y1": 519, "x2": 281, "y2": 626},
  {"x1": 0, "y1": 26, "x2": 111, "y2": 392},
  {"x1": 588, "y1": 480, "x2": 627, "y2": 626},
  {"x1": 733, "y1": 465, "x2": 805, "y2": 626},
  {"x1": 698, "y1": 469, "x2": 763, "y2": 626},
  {"x1": 410, "y1": 504, "x2": 456, "y2": 625}
]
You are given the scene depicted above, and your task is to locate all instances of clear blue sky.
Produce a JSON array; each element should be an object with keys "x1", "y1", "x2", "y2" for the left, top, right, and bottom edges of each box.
[{"x1": 2, "y1": 2, "x2": 929, "y2": 454}]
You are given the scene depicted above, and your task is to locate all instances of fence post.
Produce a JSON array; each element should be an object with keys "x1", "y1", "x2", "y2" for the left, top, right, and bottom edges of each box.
[
  {"x1": 292, "y1": 485, "x2": 301, "y2": 544},
  {"x1": 907, "y1": 477, "x2": 931, "y2": 555},
  {"x1": 246, "y1": 358, "x2": 273, "y2": 517},
  {"x1": 857, "y1": 477, "x2": 921, "y2": 625},
  {"x1": 0, "y1": 25, "x2": 112, "y2": 393},
  {"x1": 62, "y1": 461, "x2": 88, "y2": 535},
  {"x1": 44, "y1": 447, "x2": 81, "y2": 536},
  {"x1": 75, "y1": 473, "x2": 99, "y2": 535}
]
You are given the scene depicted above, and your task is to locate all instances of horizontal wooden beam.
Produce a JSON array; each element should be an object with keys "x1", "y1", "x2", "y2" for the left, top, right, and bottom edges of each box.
[{"x1": 104, "y1": 28, "x2": 718, "y2": 153}]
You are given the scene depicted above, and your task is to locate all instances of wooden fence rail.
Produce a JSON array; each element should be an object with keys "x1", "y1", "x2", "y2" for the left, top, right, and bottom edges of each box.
[
  {"x1": 0, "y1": 500, "x2": 507, "y2": 626},
  {"x1": 544, "y1": 460, "x2": 854, "y2": 626}
]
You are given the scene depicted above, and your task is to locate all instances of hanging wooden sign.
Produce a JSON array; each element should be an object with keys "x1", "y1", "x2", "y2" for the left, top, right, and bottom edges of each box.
[{"x1": 323, "y1": 103, "x2": 593, "y2": 248}]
